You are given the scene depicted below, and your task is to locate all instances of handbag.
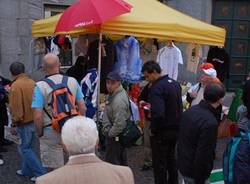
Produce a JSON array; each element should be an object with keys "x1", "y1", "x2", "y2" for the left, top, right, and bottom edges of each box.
[
  {"x1": 218, "y1": 116, "x2": 233, "y2": 138},
  {"x1": 119, "y1": 96, "x2": 142, "y2": 148}
]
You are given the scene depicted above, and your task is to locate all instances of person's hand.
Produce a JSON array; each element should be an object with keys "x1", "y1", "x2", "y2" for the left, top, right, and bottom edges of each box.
[
  {"x1": 10, "y1": 127, "x2": 17, "y2": 136},
  {"x1": 139, "y1": 100, "x2": 146, "y2": 105},
  {"x1": 190, "y1": 92, "x2": 198, "y2": 98}
]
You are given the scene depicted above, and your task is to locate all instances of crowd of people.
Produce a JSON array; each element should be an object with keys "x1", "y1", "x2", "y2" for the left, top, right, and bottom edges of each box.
[{"x1": 0, "y1": 53, "x2": 249, "y2": 184}]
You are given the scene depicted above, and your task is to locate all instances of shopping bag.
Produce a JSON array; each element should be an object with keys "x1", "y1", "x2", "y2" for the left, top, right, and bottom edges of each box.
[
  {"x1": 119, "y1": 96, "x2": 142, "y2": 148},
  {"x1": 119, "y1": 119, "x2": 142, "y2": 148},
  {"x1": 218, "y1": 118, "x2": 232, "y2": 139}
]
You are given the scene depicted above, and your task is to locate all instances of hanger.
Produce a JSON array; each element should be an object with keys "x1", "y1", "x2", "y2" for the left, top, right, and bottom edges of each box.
[{"x1": 166, "y1": 40, "x2": 174, "y2": 48}]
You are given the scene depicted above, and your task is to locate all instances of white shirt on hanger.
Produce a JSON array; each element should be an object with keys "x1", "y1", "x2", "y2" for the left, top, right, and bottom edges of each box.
[{"x1": 156, "y1": 44, "x2": 183, "y2": 80}]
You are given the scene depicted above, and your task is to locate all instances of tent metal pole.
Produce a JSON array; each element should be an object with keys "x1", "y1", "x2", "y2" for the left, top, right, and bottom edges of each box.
[{"x1": 96, "y1": 32, "x2": 102, "y2": 122}]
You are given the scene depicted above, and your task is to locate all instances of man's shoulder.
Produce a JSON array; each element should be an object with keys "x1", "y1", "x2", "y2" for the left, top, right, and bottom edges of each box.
[
  {"x1": 113, "y1": 90, "x2": 128, "y2": 105},
  {"x1": 185, "y1": 105, "x2": 207, "y2": 117},
  {"x1": 67, "y1": 76, "x2": 78, "y2": 85},
  {"x1": 36, "y1": 161, "x2": 133, "y2": 184},
  {"x1": 105, "y1": 161, "x2": 132, "y2": 173},
  {"x1": 95, "y1": 161, "x2": 133, "y2": 180},
  {"x1": 152, "y1": 76, "x2": 180, "y2": 91},
  {"x1": 36, "y1": 166, "x2": 68, "y2": 184},
  {"x1": 184, "y1": 105, "x2": 217, "y2": 125},
  {"x1": 36, "y1": 75, "x2": 77, "y2": 88},
  {"x1": 12, "y1": 77, "x2": 35, "y2": 88}
]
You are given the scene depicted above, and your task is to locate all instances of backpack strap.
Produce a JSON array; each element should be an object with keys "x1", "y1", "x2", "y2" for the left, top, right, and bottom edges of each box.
[
  {"x1": 228, "y1": 137, "x2": 242, "y2": 182},
  {"x1": 42, "y1": 75, "x2": 69, "y2": 89},
  {"x1": 42, "y1": 78, "x2": 56, "y2": 90},
  {"x1": 62, "y1": 75, "x2": 69, "y2": 85}
]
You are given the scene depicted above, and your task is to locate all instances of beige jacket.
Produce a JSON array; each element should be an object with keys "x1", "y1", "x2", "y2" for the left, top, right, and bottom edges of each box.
[{"x1": 36, "y1": 155, "x2": 134, "y2": 184}]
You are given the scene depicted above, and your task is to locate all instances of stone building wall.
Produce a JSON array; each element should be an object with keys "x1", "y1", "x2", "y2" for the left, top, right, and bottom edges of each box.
[{"x1": 0, "y1": 0, "x2": 76, "y2": 78}]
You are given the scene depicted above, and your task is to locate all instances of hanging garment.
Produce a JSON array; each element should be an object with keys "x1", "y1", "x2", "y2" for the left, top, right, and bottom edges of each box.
[
  {"x1": 207, "y1": 46, "x2": 230, "y2": 82},
  {"x1": 140, "y1": 39, "x2": 158, "y2": 63},
  {"x1": 128, "y1": 83, "x2": 141, "y2": 103},
  {"x1": 75, "y1": 35, "x2": 88, "y2": 57},
  {"x1": 87, "y1": 37, "x2": 116, "y2": 93},
  {"x1": 130, "y1": 99, "x2": 141, "y2": 122},
  {"x1": 186, "y1": 44, "x2": 202, "y2": 73},
  {"x1": 66, "y1": 56, "x2": 88, "y2": 84},
  {"x1": 156, "y1": 44, "x2": 183, "y2": 80},
  {"x1": 50, "y1": 38, "x2": 60, "y2": 55},
  {"x1": 80, "y1": 68, "x2": 98, "y2": 118},
  {"x1": 114, "y1": 36, "x2": 143, "y2": 83}
]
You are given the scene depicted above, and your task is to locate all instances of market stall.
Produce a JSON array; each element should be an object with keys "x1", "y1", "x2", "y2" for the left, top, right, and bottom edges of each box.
[
  {"x1": 31, "y1": 0, "x2": 226, "y2": 120},
  {"x1": 32, "y1": 0, "x2": 226, "y2": 46}
]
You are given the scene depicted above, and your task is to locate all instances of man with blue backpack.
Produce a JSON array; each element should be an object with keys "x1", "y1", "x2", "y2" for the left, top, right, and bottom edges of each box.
[
  {"x1": 223, "y1": 80, "x2": 250, "y2": 184},
  {"x1": 32, "y1": 53, "x2": 86, "y2": 170}
]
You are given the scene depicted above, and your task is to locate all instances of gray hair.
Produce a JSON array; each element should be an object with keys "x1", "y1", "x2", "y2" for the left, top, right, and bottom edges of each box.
[{"x1": 62, "y1": 116, "x2": 98, "y2": 155}]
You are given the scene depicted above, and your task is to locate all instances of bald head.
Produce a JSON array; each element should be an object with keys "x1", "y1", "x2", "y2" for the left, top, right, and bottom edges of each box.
[{"x1": 43, "y1": 53, "x2": 60, "y2": 75}]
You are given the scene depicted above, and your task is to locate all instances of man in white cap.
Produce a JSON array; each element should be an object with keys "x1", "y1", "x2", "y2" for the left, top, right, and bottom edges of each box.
[
  {"x1": 187, "y1": 63, "x2": 221, "y2": 107},
  {"x1": 36, "y1": 116, "x2": 134, "y2": 184}
]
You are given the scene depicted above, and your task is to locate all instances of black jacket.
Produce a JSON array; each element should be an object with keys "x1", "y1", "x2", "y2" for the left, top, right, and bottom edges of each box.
[
  {"x1": 178, "y1": 100, "x2": 218, "y2": 184},
  {"x1": 149, "y1": 75, "x2": 182, "y2": 134},
  {"x1": 0, "y1": 76, "x2": 11, "y2": 124},
  {"x1": 207, "y1": 46, "x2": 230, "y2": 82}
]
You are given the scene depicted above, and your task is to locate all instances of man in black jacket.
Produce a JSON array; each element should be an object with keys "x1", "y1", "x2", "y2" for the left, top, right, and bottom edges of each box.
[
  {"x1": 0, "y1": 76, "x2": 12, "y2": 148},
  {"x1": 178, "y1": 83, "x2": 225, "y2": 184},
  {"x1": 0, "y1": 75, "x2": 11, "y2": 164},
  {"x1": 142, "y1": 61, "x2": 183, "y2": 184}
]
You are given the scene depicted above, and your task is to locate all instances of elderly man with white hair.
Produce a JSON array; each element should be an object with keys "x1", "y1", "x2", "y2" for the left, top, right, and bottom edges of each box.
[{"x1": 36, "y1": 116, "x2": 134, "y2": 184}]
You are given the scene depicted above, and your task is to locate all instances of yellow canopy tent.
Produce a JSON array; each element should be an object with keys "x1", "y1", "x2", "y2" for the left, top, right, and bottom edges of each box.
[{"x1": 32, "y1": 0, "x2": 226, "y2": 46}]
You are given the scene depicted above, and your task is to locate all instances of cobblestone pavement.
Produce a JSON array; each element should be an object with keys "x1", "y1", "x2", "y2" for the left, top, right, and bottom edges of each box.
[{"x1": 0, "y1": 138, "x2": 228, "y2": 184}]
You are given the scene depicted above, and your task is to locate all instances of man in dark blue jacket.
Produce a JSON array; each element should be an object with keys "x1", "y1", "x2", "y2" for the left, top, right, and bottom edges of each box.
[
  {"x1": 178, "y1": 83, "x2": 225, "y2": 184},
  {"x1": 142, "y1": 61, "x2": 183, "y2": 184},
  {"x1": 0, "y1": 76, "x2": 12, "y2": 148}
]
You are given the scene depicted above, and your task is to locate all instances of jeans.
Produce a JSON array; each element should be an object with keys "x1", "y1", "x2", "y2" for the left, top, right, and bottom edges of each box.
[
  {"x1": 17, "y1": 123, "x2": 46, "y2": 177},
  {"x1": 150, "y1": 131, "x2": 178, "y2": 184}
]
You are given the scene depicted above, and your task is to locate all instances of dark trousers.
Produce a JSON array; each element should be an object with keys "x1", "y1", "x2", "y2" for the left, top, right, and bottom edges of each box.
[
  {"x1": 105, "y1": 137, "x2": 127, "y2": 166},
  {"x1": 0, "y1": 103, "x2": 8, "y2": 144},
  {"x1": 0, "y1": 121, "x2": 4, "y2": 144},
  {"x1": 150, "y1": 131, "x2": 178, "y2": 184}
]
